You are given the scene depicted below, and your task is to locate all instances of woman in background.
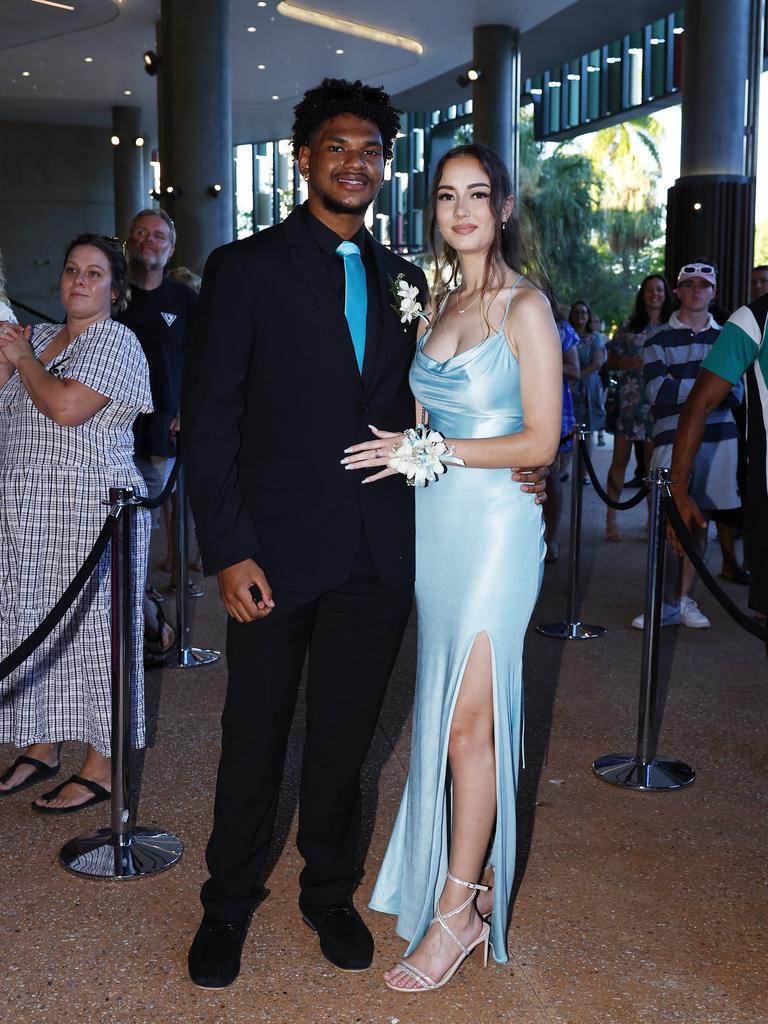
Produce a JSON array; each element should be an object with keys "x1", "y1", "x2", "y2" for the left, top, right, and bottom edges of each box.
[
  {"x1": 604, "y1": 274, "x2": 672, "y2": 540},
  {"x1": 0, "y1": 234, "x2": 152, "y2": 812}
]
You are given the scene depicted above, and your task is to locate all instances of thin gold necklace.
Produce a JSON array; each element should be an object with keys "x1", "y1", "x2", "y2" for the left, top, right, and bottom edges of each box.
[{"x1": 455, "y1": 287, "x2": 482, "y2": 315}]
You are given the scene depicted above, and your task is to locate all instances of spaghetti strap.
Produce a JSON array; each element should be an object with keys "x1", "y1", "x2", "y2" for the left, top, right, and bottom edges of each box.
[{"x1": 501, "y1": 274, "x2": 525, "y2": 325}]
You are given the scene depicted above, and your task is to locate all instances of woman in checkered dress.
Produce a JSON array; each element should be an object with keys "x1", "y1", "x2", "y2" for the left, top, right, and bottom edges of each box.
[{"x1": 0, "y1": 234, "x2": 152, "y2": 813}]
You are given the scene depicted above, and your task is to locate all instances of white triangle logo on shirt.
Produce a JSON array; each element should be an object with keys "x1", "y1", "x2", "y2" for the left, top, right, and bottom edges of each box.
[{"x1": 161, "y1": 312, "x2": 177, "y2": 327}]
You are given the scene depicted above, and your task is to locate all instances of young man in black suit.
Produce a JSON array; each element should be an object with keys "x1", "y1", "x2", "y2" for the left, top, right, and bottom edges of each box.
[{"x1": 183, "y1": 79, "x2": 544, "y2": 987}]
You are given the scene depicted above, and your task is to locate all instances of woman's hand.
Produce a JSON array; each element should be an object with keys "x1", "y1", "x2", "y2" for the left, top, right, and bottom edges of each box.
[
  {"x1": 0, "y1": 322, "x2": 33, "y2": 368},
  {"x1": 341, "y1": 425, "x2": 404, "y2": 484}
]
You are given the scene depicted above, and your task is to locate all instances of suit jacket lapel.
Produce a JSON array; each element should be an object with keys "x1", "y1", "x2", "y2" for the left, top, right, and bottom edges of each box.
[
  {"x1": 362, "y1": 234, "x2": 398, "y2": 390},
  {"x1": 283, "y1": 209, "x2": 363, "y2": 391}
]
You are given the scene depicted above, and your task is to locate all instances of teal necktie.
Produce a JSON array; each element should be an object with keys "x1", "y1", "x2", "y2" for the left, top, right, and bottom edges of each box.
[{"x1": 336, "y1": 240, "x2": 367, "y2": 374}]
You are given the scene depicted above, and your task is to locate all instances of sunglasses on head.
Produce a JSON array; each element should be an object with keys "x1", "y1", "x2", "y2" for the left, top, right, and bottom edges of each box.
[{"x1": 680, "y1": 263, "x2": 715, "y2": 275}]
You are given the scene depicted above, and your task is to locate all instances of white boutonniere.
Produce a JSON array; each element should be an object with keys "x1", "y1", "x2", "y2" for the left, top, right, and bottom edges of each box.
[{"x1": 389, "y1": 273, "x2": 431, "y2": 328}]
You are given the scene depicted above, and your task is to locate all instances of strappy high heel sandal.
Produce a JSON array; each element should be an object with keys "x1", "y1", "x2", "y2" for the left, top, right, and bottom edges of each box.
[
  {"x1": 385, "y1": 872, "x2": 490, "y2": 992},
  {"x1": 476, "y1": 865, "x2": 494, "y2": 922}
]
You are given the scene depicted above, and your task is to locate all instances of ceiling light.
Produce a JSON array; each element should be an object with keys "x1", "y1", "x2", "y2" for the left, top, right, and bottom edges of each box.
[
  {"x1": 247, "y1": 26, "x2": 256, "y2": 32},
  {"x1": 208, "y1": 184, "x2": 223, "y2": 196},
  {"x1": 528, "y1": 88, "x2": 543, "y2": 95},
  {"x1": 673, "y1": 26, "x2": 684, "y2": 34},
  {"x1": 123, "y1": 88, "x2": 132, "y2": 95},
  {"x1": 111, "y1": 135, "x2": 120, "y2": 146},
  {"x1": 627, "y1": 46, "x2": 643, "y2": 54},
  {"x1": 257, "y1": 63, "x2": 266, "y2": 69},
  {"x1": 547, "y1": 80, "x2": 561, "y2": 88},
  {"x1": 276, "y1": 2, "x2": 423, "y2": 55},
  {"x1": 143, "y1": 51, "x2": 160, "y2": 75},
  {"x1": 84, "y1": 56, "x2": 94, "y2": 63},
  {"x1": 606, "y1": 56, "x2": 622, "y2": 63},
  {"x1": 22, "y1": 71, "x2": 31, "y2": 77},
  {"x1": 135, "y1": 136, "x2": 145, "y2": 147},
  {"x1": 567, "y1": 73, "x2": 580, "y2": 81},
  {"x1": 693, "y1": 201, "x2": 702, "y2": 211},
  {"x1": 457, "y1": 68, "x2": 482, "y2": 88},
  {"x1": 650, "y1": 37, "x2": 664, "y2": 45},
  {"x1": 165, "y1": 185, "x2": 183, "y2": 198},
  {"x1": 272, "y1": 94, "x2": 279, "y2": 100},
  {"x1": 257, "y1": 1, "x2": 267, "y2": 6},
  {"x1": 587, "y1": 65, "x2": 600, "y2": 72},
  {"x1": 335, "y1": 48, "x2": 344, "y2": 54},
  {"x1": 28, "y1": 0, "x2": 75, "y2": 9}
]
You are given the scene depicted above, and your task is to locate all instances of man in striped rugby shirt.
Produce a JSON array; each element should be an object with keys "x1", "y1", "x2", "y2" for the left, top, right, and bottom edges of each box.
[
  {"x1": 669, "y1": 291, "x2": 768, "y2": 652},
  {"x1": 634, "y1": 262, "x2": 743, "y2": 630}
]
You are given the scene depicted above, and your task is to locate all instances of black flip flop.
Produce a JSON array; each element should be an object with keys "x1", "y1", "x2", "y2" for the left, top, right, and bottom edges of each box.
[
  {"x1": 0, "y1": 755, "x2": 60, "y2": 796},
  {"x1": 31, "y1": 774, "x2": 110, "y2": 815}
]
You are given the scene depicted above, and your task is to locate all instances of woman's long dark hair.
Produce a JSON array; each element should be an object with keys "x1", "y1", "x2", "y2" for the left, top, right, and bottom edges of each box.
[
  {"x1": 428, "y1": 143, "x2": 555, "y2": 316},
  {"x1": 627, "y1": 274, "x2": 673, "y2": 333}
]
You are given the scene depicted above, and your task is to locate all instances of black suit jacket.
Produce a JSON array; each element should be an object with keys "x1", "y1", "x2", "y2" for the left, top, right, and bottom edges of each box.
[{"x1": 181, "y1": 205, "x2": 428, "y2": 590}]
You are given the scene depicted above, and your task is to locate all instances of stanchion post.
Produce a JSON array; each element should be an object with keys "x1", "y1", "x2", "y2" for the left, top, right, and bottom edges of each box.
[
  {"x1": 170, "y1": 462, "x2": 220, "y2": 669},
  {"x1": 111, "y1": 484, "x2": 132, "y2": 842},
  {"x1": 59, "y1": 487, "x2": 184, "y2": 878},
  {"x1": 537, "y1": 426, "x2": 606, "y2": 641},
  {"x1": 592, "y1": 468, "x2": 695, "y2": 791}
]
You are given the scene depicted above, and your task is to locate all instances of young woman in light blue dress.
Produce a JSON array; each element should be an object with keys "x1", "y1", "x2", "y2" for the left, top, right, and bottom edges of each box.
[{"x1": 344, "y1": 144, "x2": 562, "y2": 991}]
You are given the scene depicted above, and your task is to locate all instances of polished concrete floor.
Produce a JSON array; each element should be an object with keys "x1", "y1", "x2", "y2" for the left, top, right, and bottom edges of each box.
[{"x1": 2, "y1": 448, "x2": 767, "y2": 1024}]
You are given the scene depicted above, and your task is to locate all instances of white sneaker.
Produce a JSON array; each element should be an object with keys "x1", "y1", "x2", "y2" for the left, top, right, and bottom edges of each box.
[
  {"x1": 680, "y1": 597, "x2": 710, "y2": 628},
  {"x1": 631, "y1": 604, "x2": 682, "y2": 630}
]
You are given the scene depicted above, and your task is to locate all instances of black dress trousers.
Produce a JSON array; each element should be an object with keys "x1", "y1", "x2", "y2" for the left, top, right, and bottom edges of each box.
[{"x1": 201, "y1": 535, "x2": 413, "y2": 920}]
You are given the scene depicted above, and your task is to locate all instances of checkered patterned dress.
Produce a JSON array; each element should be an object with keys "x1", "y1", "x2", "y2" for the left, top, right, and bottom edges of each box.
[{"x1": 0, "y1": 319, "x2": 152, "y2": 755}]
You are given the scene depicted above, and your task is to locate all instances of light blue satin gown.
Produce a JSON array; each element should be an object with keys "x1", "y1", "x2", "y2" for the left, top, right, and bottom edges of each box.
[{"x1": 370, "y1": 281, "x2": 545, "y2": 964}]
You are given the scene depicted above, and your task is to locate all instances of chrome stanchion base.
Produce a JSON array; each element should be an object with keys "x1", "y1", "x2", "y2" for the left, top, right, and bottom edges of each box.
[
  {"x1": 171, "y1": 646, "x2": 220, "y2": 669},
  {"x1": 592, "y1": 754, "x2": 695, "y2": 791},
  {"x1": 60, "y1": 826, "x2": 183, "y2": 878},
  {"x1": 536, "y1": 621, "x2": 607, "y2": 640}
]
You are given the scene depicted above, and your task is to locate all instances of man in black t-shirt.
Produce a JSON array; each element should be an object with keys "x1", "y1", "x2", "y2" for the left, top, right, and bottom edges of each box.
[{"x1": 118, "y1": 209, "x2": 196, "y2": 513}]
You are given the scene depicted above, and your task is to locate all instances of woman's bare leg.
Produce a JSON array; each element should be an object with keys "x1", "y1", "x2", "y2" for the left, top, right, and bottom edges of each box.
[
  {"x1": 384, "y1": 634, "x2": 495, "y2": 989},
  {"x1": 606, "y1": 435, "x2": 632, "y2": 539}
]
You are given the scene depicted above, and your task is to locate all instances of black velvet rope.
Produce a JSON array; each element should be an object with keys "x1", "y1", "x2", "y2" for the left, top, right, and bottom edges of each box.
[
  {"x1": 134, "y1": 446, "x2": 182, "y2": 509},
  {"x1": 663, "y1": 490, "x2": 768, "y2": 643},
  {"x1": 0, "y1": 515, "x2": 114, "y2": 682},
  {"x1": 581, "y1": 444, "x2": 650, "y2": 510}
]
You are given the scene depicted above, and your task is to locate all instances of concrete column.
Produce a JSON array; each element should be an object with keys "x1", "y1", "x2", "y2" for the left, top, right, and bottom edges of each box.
[
  {"x1": 158, "y1": 0, "x2": 233, "y2": 272},
  {"x1": 112, "y1": 106, "x2": 145, "y2": 240},
  {"x1": 666, "y1": 0, "x2": 755, "y2": 308},
  {"x1": 680, "y1": 0, "x2": 750, "y2": 176},
  {"x1": 472, "y1": 25, "x2": 520, "y2": 189}
]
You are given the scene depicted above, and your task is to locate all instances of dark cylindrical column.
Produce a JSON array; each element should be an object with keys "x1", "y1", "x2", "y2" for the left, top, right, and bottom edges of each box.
[
  {"x1": 472, "y1": 25, "x2": 520, "y2": 185},
  {"x1": 158, "y1": 0, "x2": 233, "y2": 272},
  {"x1": 680, "y1": 0, "x2": 750, "y2": 178},
  {"x1": 112, "y1": 107, "x2": 145, "y2": 241},
  {"x1": 666, "y1": 0, "x2": 755, "y2": 309}
]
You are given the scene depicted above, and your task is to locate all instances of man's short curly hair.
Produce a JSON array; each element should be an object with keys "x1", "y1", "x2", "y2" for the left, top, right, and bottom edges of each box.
[{"x1": 291, "y1": 78, "x2": 402, "y2": 161}]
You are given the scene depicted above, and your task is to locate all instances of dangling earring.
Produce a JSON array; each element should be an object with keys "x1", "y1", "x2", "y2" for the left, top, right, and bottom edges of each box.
[{"x1": 501, "y1": 220, "x2": 507, "y2": 231}]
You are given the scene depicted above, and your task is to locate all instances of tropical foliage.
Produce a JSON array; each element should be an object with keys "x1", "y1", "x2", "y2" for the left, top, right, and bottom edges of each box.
[{"x1": 517, "y1": 112, "x2": 666, "y2": 327}]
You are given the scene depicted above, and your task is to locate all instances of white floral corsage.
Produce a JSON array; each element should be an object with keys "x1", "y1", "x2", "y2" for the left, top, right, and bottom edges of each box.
[
  {"x1": 389, "y1": 273, "x2": 430, "y2": 326},
  {"x1": 388, "y1": 423, "x2": 465, "y2": 487}
]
